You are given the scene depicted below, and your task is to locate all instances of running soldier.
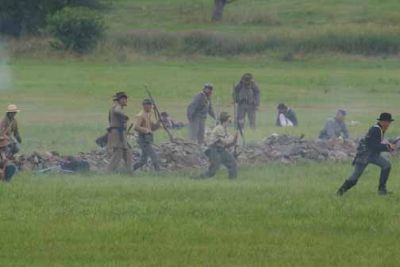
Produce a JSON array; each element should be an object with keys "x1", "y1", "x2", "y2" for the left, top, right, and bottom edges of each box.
[
  {"x1": 337, "y1": 113, "x2": 395, "y2": 196},
  {"x1": 195, "y1": 112, "x2": 238, "y2": 179}
]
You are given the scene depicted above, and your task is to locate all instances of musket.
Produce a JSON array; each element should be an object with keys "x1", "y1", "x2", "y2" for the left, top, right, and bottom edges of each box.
[{"x1": 145, "y1": 86, "x2": 174, "y2": 142}]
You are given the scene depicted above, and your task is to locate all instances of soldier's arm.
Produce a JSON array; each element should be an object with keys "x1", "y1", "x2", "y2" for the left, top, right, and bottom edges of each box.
[
  {"x1": 134, "y1": 115, "x2": 150, "y2": 134},
  {"x1": 368, "y1": 127, "x2": 389, "y2": 152},
  {"x1": 290, "y1": 110, "x2": 298, "y2": 126},
  {"x1": 151, "y1": 116, "x2": 161, "y2": 131},
  {"x1": 113, "y1": 106, "x2": 129, "y2": 120}
]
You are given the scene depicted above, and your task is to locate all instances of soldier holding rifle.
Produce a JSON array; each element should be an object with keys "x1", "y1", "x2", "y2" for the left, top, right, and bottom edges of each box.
[
  {"x1": 194, "y1": 112, "x2": 238, "y2": 180},
  {"x1": 133, "y1": 99, "x2": 162, "y2": 171}
]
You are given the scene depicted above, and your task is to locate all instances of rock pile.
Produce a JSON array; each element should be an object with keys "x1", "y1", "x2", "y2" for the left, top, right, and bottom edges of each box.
[
  {"x1": 12, "y1": 134, "x2": 398, "y2": 173},
  {"x1": 238, "y1": 134, "x2": 357, "y2": 164}
]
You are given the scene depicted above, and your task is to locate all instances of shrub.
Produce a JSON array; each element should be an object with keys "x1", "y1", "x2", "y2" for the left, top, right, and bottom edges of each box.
[{"x1": 48, "y1": 7, "x2": 105, "y2": 53}]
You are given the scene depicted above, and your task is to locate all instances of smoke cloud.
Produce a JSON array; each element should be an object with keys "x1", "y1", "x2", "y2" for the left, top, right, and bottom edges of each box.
[{"x1": 0, "y1": 40, "x2": 12, "y2": 91}]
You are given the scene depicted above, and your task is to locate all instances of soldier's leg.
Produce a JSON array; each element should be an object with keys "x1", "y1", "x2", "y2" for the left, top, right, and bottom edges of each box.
[
  {"x1": 197, "y1": 118, "x2": 206, "y2": 144},
  {"x1": 221, "y1": 150, "x2": 237, "y2": 179},
  {"x1": 237, "y1": 104, "x2": 246, "y2": 129},
  {"x1": 369, "y1": 155, "x2": 391, "y2": 194},
  {"x1": 200, "y1": 148, "x2": 221, "y2": 178},
  {"x1": 148, "y1": 144, "x2": 160, "y2": 171},
  {"x1": 122, "y1": 148, "x2": 133, "y2": 173},
  {"x1": 133, "y1": 143, "x2": 149, "y2": 170},
  {"x1": 337, "y1": 163, "x2": 367, "y2": 195},
  {"x1": 107, "y1": 148, "x2": 123, "y2": 172},
  {"x1": 189, "y1": 117, "x2": 199, "y2": 142},
  {"x1": 247, "y1": 107, "x2": 256, "y2": 129}
]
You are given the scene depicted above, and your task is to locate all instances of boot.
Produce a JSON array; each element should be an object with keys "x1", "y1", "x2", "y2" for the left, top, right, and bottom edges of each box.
[
  {"x1": 337, "y1": 180, "x2": 356, "y2": 196},
  {"x1": 378, "y1": 168, "x2": 391, "y2": 195}
]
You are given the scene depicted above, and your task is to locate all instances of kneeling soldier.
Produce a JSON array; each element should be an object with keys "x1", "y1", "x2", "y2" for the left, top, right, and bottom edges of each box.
[
  {"x1": 337, "y1": 113, "x2": 395, "y2": 196},
  {"x1": 133, "y1": 99, "x2": 161, "y2": 171},
  {"x1": 196, "y1": 112, "x2": 238, "y2": 179}
]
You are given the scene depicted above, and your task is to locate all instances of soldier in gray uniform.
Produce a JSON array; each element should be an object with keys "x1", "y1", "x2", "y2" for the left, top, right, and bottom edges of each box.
[
  {"x1": 319, "y1": 109, "x2": 350, "y2": 140},
  {"x1": 233, "y1": 73, "x2": 260, "y2": 129},
  {"x1": 195, "y1": 112, "x2": 238, "y2": 180},
  {"x1": 187, "y1": 83, "x2": 216, "y2": 144}
]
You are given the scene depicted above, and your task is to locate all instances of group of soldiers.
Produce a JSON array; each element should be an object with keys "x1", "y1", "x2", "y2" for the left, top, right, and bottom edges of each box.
[{"x1": 0, "y1": 72, "x2": 397, "y2": 195}]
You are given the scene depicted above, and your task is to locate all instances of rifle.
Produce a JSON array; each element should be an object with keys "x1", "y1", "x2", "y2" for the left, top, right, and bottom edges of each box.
[{"x1": 145, "y1": 87, "x2": 174, "y2": 142}]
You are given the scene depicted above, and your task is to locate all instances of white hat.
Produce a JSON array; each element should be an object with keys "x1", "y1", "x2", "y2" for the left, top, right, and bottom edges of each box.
[{"x1": 6, "y1": 104, "x2": 20, "y2": 113}]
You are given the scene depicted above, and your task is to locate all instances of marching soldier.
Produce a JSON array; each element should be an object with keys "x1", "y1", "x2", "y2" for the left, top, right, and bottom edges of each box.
[
  {"x1": 187, "y1": 83, "x2": 216, "y2": 144},
  {"x1": 233, "y1": 73, "x2": 260, "y2": 129},
  {"x1": 107, "y1": 92, "x2": 133, "y2": 174},
  {"x1": 133, "y1": 99, "x2": 161, "y2": 171},
  {"x1": 0, "y1": 104, "x2": 22, "y2": 155},
  {"x1": 319, "y1": 109, "x2": 349, "y2": 140},
  {"x1": 195, "y1": 112, "x2": 238, "y2": 179},
  {"x1": 337, "y1": 113, "x2": 395, "y2": 196}
]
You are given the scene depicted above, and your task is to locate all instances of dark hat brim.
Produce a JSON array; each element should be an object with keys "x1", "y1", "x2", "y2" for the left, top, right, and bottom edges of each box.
[{"x1": 377, "y1": 118, "x2": 394, "y2": 122}]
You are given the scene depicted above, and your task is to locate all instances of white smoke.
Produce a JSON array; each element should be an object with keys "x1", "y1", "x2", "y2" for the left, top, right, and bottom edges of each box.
[{"x1": 0, "y1": 40, "x2": 12, "y2": 91}]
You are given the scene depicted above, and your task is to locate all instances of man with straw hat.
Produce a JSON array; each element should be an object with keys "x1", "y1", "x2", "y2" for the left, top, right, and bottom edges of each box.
[
  {"x1": 107, "y1": 92, "x2": 133, "y2": 174},
  {"x1": 0, "y1": 104, "x2": 22, "y2": 156}
]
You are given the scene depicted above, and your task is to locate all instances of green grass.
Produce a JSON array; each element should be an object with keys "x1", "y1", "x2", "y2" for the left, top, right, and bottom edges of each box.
[
  {"x1": 1, "y1": 57, "x2": 400, "y2": 153},
  {"x1": 1, "y1": 162, "x2": 400, "y2": 266}
]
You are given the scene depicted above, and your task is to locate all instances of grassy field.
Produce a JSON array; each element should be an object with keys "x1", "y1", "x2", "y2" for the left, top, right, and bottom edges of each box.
[
  {"x1": 1, "y1": 162, "x2": 400, "y2": 266},
  {"x1": 1, "y1": 57, "x2": 400, "y2": 153},
  {"x1": 0, "y1": 57, "x2": 399, "y2": 266}
]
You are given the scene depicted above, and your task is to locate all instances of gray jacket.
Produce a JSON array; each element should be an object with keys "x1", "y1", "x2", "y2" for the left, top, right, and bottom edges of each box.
[
  {"x1": 319, "y1": 118, "x2": 349, "y2": 139},
  {"x1": 187, "y1": 92, "x2": 215, "y2": 121}
]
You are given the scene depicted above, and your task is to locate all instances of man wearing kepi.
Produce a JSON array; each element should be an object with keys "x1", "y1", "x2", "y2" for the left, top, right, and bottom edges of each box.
[
  {"x1": 107, "y1": 92, "x2": 133, "y2": 174},
  {"x1": 319, "y1": 109, "x2": 349, "y2": 140},
  {"x1": 187, "y1": 83, "x2": 216, "y2": 144},
  {"x1": 337, "y1": 113, "x2": 395, "y2": 196},
  {"x1": 195, "y1": 112, "x2": 238, "y2": 180},
  {"x1": 233, "y1": 73, "x2": 260, "y2": 129},
  {"x1": 133, "y1": 99, "x2": 161, "y2": 171},
  {"x1": 0, "y1": 104, "x2": 22, "y2": 156}
]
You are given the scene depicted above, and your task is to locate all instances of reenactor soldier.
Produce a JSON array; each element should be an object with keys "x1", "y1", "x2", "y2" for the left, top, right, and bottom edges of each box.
[
  {"x1": 337, "y1": 113, "x2": 395, "y2": 196},
  {"x1": 187, "y1": 83, "x2": 216, "y2": 144},
  {"x1": 107, "y1": 92, "x2": 133, "y2": 174},
  {"x1": 195, "y1": 112, "x2": 238, "y2": 179},
  {"x1": 233, "y1": 73, "x2": 260, "y2": 129},
  {"x1": 319, "y1": 109, "x2": 349, "y2": 140},
  {"x1": 0, "y1": 104, "x2": 22, "y2": 156},
  {"x1": 276, "y1": 103, "x2": 298, "y2": 127},
  {"x1": 133, "y1": 99, "x2": 161, "y2": 171}
]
